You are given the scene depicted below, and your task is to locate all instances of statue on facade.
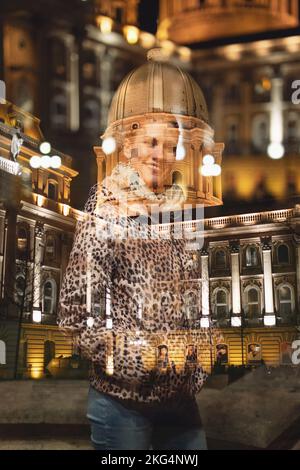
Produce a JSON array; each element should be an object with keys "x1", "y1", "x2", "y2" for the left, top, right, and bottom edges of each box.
[{"x1": 10, "y1": 131, "x2": 24, "y2": 162}]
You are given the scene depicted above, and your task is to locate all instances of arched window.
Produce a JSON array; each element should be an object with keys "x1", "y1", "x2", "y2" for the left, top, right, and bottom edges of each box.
[
  {"x1": 172, "y1": 171, "x2": 183, "y2": 185},
  {"x1": 44, "y1": 340, "x2": 55, "y2": 373},
  {"x1": 246, "y1": 246, "x2": 259, "y2": 267},
  {"x1": 245, "y1": 287, "x2": 261, "y2": 319},
  {"x1": 277, "y1": 244, "x2": 290, "y2": 264},
  {"x1": 213, "y1": 288, "x2": 229, "y2": 319},
  {"x1": 0, "y1": 340, "x2": 6, "y2": 365},
  {"x1": 278, "y1": 285, "x2": 294, "y2": 318},
  {"x1": 42, "y1": 279, "x2": 57, "y2": 314},
  {"x1": 215, "y1": 249, "x2": 226, "y2": 269}
]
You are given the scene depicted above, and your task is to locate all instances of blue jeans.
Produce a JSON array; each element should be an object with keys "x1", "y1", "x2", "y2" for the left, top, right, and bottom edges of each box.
[{"x1": 86, "y1": 385, "x2": 207, "y2": 450}]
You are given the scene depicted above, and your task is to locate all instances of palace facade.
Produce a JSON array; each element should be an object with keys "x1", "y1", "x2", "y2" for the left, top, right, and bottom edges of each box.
[{"x1": 0, "y1": 0, "x2": 300, "y2": 378}]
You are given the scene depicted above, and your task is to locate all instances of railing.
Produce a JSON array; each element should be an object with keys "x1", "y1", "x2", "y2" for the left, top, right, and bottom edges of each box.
[
  {"x1": 0, "y1": 156, "x2": 21, "y2": 176},
  {"x1": 153, "y1": 208, "x2": 294, "y2": 235}
]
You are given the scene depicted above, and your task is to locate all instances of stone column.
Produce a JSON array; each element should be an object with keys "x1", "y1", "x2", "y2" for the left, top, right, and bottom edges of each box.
[
  {"x1": 230, "y1": 241, "x2": 241, "y2": 315},
  {"x1": 94, "y1": 146, "x2": 106, "y2": 184},
  {"x1": 261, "y1": 237, "x2": 274, "y2": 315},
  {"x1": 270, "y1": 76, "x2": 284, "y2": 146},
  {"x1": 201, "y1": 248, "x2": 210, "y2": 316},
  {"x1": 33, "y1": 222, "x2": 44, "y2": 312}
]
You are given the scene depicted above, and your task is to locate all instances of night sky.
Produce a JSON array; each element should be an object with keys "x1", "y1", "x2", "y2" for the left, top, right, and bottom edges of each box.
[{"x1": 138, "y1": 0, "x2": 159, "y2": 34}]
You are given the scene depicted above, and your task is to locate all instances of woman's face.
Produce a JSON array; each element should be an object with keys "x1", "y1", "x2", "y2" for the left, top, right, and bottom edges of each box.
[{"x1": 124, "y1": 120, "x2": 179, "y2": 190}]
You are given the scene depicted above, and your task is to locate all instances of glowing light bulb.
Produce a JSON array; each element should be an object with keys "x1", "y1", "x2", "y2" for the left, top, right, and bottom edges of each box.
[
  {"x1": 178, "y1": 46, "x2": 191, "y2": 62},
  {"x1": 39, "y1": 141, "x2": 51, "y2": 155},
  {"x1": 200, "y1": 317, "x2": 210, "y2": 328},
  {"x1": 211, "y1": 163, "x2": 221, "y2": 176},
  {"x1": 203, "y1": 154, "x2": 215, "y2": 166},
  {"x1": 231, "y1": 316, "x2": 242, "y2": 327},
  {"x1": 200, "y1": 164, "x2": 212, "y2": 177},
  {"x1": 123, "y1": 25, "x2": 139, "y2": 45},
  {"x1": 267, "y1": 142, "x2": 285, "y2": 160},
  {"x1": 50, "y1": 155, "x2": 62, "y2": 169},
  {"x1": 30, "y1": 155, "x2": 41, "y2": 169},
  {"x1": 102, "y1": 137, "x2": 116, "y2": 154},
  {"x1": 160, "y1": 40, "x2": 175, "y2": 57},
  {"x1": 33, "y1": 310, "x2": 42, "y2": 323},
  {"x1": 264, "y1": 315, "x2": 276, "y2": 326},
  {"x1": 97, "y1": 16, "x2": 113, "y2": 34},
  {"x1": 139, "y1": 32, "x2": 156, "y2": 49},
  {"x1": 40, "y1": 155, "x2": 51, "y2": 169}
]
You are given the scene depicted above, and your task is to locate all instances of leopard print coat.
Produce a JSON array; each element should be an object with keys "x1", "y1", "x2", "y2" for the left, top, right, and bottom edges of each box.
[{"x1": 58, "y1": 163, "x2": 213, "y2": 404}]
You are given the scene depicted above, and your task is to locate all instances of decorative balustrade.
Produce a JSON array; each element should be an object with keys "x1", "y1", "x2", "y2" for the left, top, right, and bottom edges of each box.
[
  {"x1": 0, "y1": 156, "x2": 21, "y2": 176},
  {"x1": 152, "y1": 208, "x2": 294, "y2": 236}
]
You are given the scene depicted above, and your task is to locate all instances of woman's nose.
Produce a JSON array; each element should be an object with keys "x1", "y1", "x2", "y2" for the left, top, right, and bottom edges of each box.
[{"x1": 151, "y1": 138, "x2": 164, "y2": 159}]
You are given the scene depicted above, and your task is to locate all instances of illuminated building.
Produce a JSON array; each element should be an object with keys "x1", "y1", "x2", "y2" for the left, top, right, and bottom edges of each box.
[
  {"x1": 94, "y1": 48, "x2": 300, "y2": 373},
  {"x1": 158, "y1": 0, "x2": 298, "y2": 44},
  {"x1": 0, "y1": 101, "x2": 80, "y2": 379},
  {"x1": 0, "y1": 0, "x2": 300, "y2": 375}
]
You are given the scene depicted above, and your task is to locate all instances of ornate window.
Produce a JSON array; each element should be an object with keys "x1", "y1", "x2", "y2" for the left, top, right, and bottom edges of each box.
[
  {"x1": 245, "y1": 286, "x2": 261, "y2": 319},
  {"x1": 278, "y1": 284, "x2": 294, "y2": 318},
  {"x1": 42, "y1": 279, "x2": 57, "y2": 314},
  {"x1": 172, "y1": 171, "x2": 183, "y2": 185},
  {"x1": 215, "y1": 249, "x2": 226, "y2": 269},
  {"x1": 212, "y1": 288, "x2": 229, "y2": 320},
  {"x1": 277, "y1": 244, "x2": 290, "y2": 265},
  {"x1": 245, "y1": 246, "x2": 259, "y2": 267},
  {"x1": 183, "y1": 290, "x2": 199, "y2": 320},
  {"x1": 47, "y1": 180, "x2": 58, "y2": 201},
  {"x1": 17, "y1": 226, "x2": 29, "y2": 254},
  {"x1": 45, "y1": 235, "x2": 56, "y2": 260}
]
